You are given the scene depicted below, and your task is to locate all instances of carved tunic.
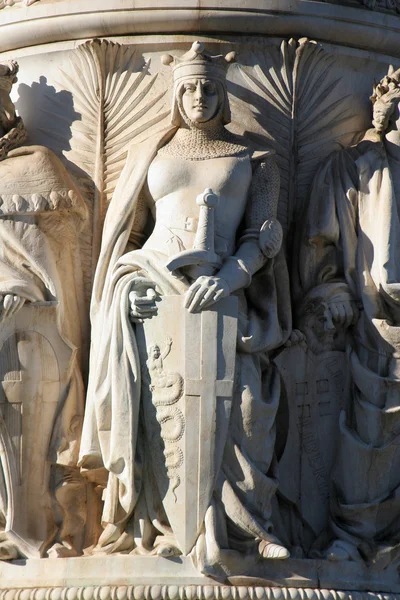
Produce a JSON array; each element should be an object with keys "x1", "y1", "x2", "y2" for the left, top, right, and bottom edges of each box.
[{"x1": 80, "y1": 126, "x2": 291, "y2": 575}]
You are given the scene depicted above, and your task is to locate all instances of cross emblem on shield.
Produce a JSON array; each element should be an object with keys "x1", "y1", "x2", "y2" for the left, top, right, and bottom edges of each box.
[{"x1": 137, "y1": 295, "x2": 238, "y2": 555}]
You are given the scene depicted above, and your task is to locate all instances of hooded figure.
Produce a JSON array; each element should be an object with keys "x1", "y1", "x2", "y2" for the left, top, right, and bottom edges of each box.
[{"x1": 79, "y1": 42, "x2": 291, "y2": 576}]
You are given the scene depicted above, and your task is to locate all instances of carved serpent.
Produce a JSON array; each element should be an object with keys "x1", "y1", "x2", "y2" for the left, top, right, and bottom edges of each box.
[{"x1": 147, "y1": 342, "x2": 185, "y2": 501}]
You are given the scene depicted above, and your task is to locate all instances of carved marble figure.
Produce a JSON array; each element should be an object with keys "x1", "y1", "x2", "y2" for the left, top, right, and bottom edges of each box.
[
  {"x1": 0, "y1": 61, "x2": 88, "y2": 560},
  {"x1": 274, "y1": 284, "x2": 349, "y2": 546},
  {"x1": 300, "y1": 65, "x2": 400, "y2": 563},
  {"x1": 79, "y1": 41, "x2": 291, "y2": 576}
]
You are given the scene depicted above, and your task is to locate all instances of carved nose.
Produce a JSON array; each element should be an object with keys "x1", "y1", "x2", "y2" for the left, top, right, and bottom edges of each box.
[{"x1": 194, "y1": 81, "x2": 205, "y2": 102}]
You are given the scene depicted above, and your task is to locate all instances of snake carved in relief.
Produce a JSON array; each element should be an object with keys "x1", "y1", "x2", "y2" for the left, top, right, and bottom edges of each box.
[{"x1": 147, "y1": 338, "x2": 184, "y2": 500}]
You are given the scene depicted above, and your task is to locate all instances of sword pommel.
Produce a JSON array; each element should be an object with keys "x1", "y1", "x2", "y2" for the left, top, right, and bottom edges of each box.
[
  {"x1": 196, "y1": 188, "x2": 218, "y2": 208},
  {"x1": 165, "y1": 188, "x2": 222, "y2": 279}
]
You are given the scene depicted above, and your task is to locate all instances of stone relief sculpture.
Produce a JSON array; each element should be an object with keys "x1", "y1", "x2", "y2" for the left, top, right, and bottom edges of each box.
[
  {"x1": 0, "y1": 61, "x2": 88, "y2": 559},
  {"x1": 0, "y1": 0, "x2": 38, "y2": 8},
  {"x1": 56, "y1": 40, "x2": 169, "y2": 284},
  {"x1": 274, "y1": 285, "x2": 349, "y2": 548},
  {"x1": 299, "y1": 65, "x2": 400, "y2": 565},
  {"x1": 2, "y1": 27, "x2": 399, "y2": 598},
  {"x1": 78, "y1": 41, "x2": 292, "y2": 576},
  {"x1": 236, "y1": 39, "x2": 357, "y2": 236}
]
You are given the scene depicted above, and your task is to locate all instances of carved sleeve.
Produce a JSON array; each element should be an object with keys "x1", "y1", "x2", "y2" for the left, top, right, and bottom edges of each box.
[
  {"x1": 299, "y1": 148, "x2": 359, "y2": 299},
  {"x1": 217, "y1": 155, "x2": 282, "y2": 294}
]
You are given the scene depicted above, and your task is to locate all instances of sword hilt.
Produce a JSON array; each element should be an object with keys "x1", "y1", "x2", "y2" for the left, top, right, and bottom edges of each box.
[
  {"x1": 165, "y1": 188, "x2": 222, "y2": 279},
  {"x1": 194, "y1": 188, "x2": 218, "y2": 253}
]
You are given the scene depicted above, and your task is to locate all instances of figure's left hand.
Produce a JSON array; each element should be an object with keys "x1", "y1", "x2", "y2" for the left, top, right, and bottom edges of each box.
[
  {"x1": 0, "y1": 294, "x2": 25, "y2": 323},
  {"x1": 185, "y1": 276, "x2": 230, "y2": 313}
]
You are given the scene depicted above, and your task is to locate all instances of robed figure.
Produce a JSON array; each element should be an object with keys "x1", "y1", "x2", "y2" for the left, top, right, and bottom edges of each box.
[
  {"x1": 0, "y1": 61, "x2": 87, "y2": 559},
  {"x1": 299, "y1": 66, "x2": 400, "y2": 563},
  {"x1": 79, "y1": 42, "x2": 291, "y2": 575}
]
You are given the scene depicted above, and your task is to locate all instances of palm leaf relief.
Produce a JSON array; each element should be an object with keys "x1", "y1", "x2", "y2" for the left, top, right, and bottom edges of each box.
[
  {"x1": 58, "y1": 39, "x2": 169, "y2": 282},
  {"x1": 236, "y1": 39, "x2": 360, "y2": 237}
]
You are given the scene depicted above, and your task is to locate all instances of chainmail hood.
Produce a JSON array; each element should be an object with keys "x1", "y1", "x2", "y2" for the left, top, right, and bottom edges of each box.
[{"x1": 158, "y1": 106, "x2": 248, "y2": 161}]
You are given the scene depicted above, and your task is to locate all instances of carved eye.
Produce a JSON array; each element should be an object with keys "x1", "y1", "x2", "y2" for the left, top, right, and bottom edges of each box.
[
  {"x1": 183, "y1": 84, "x2": 196, "y2": 93},
  {"x1": 203, "y1": 81, "x2": 216, "y2": 96}
]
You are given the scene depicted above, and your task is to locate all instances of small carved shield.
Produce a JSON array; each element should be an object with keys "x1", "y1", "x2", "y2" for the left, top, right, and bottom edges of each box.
[
  {"x1": 136, "y1": 295, "x2": 238, "y2": 555},
  {"x1": 275, "y1": 345, "x2": 349, "y2": 536}
]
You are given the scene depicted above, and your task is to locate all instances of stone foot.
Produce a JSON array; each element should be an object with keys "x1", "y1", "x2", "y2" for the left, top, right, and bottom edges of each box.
[
  {"x1": 259, "y1": 537, "x2": 290, "y2": 559},
  {"x1": 47, "y1": 542, "x2": 80, "y2": 558},
  {"x1": 155, "y1": 543, "x2": 182, "y2": 557},
  {"x1": 326, "y1": 539, "x2": 360, "y2": 561},
  {"x1": 0, "y1": 542, "x2": 19, "y2": 560},
  {"x1": 0, "y1": 534, "x2": 20, "y2": 561}
]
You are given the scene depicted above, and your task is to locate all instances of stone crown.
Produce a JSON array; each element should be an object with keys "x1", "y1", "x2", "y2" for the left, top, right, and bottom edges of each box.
[{"x1": 161, "y1": 41, "x2": 236, "y2": 85}]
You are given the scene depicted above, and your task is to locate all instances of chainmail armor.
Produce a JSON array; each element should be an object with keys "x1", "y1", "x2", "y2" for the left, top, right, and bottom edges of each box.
[
  {"x1": 158, "y1": 106, "x2": 248, "y2": 161},
  {"x1": 245, "y1": 156, "x2": 280, "y2": 229}
]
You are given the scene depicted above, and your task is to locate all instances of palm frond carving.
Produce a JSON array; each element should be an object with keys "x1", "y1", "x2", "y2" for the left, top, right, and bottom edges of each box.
[
  {"x1": 237, "y1": 39, "x2": 359, "y2": 236},
  {"x1": 58, "y1": 39, "x2": 169, "y2": 276}
]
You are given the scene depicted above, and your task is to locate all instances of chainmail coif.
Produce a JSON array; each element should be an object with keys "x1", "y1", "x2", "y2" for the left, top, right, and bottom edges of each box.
[{"x1": 158, "y1": 105, "x2": 248, "y2": 161}]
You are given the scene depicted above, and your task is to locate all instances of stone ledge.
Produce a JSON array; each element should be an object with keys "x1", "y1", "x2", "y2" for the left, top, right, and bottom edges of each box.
[
  {"x1": 0, "y1": 557, "x2": 398, "y2": 596},
  {"x1": 0, "y1": 0, "x2": 400, "y2": 58}
]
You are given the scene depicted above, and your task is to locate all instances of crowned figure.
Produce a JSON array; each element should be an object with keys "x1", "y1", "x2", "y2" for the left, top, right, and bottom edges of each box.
[
  {"x1": 79, "y1": 42, "x2": 291, "y2": 575},
  {"x1": 300, "y1": 65, "x2": 400, "y2": 563}
]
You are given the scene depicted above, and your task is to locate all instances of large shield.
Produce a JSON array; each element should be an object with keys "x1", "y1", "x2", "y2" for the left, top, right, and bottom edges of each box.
[
  {"x1": 136, "y1": 295, "x2": 238, "y2": 555},
  {"x1": 0, "y1": 302, "x2": 75, "y2": 557}
]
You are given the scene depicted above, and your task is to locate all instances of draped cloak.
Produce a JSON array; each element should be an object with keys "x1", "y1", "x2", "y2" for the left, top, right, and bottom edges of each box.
[
  {"x1": 0, "y1": 143, "x2": 87, "y2": 548},
  {"x1": 299, "y1": 135, "x2": 400, "y2": 546},
  {"x1": 0, "y1": 144, "x2": 87, "y2": 467},
  {"x1": 79, "y1": 127, "x2": 292, "y2": 571}
]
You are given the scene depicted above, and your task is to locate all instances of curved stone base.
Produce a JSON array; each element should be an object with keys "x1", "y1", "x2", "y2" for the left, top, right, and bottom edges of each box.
[{"x1": 0, "y1": 557, "x2": 399, "y2": 597}]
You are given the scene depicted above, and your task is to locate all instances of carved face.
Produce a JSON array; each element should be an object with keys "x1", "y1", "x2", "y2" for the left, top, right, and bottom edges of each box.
[
  {"x1": 300, "y1": 302, "x2": 337, "y2": 354},
  {"x1": 151, "y1": 345, "x2": 161, "y2": 359},
  {"x1": 181, "y1": 78, "x2": 220, "y2": 123}
]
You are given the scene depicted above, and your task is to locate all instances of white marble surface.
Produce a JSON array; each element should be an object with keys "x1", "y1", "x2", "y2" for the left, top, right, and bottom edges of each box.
[{"x1": 0, "y1": 0, "x2": 398, "y2": 57}]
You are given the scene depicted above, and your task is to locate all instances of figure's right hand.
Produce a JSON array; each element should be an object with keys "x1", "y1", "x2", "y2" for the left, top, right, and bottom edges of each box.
[
  {"x1": 285, "y1": 329, "x2": 307, "y2": 348},
  {"x1": 129, "y1": 277, "x2": 159, "y2": 323},
  {"x1": 328, "y1": 298, "x2": 359, "y2": 329},
  {"x1": 0, "y1": 294, "x2": 25, "y2": 323}
]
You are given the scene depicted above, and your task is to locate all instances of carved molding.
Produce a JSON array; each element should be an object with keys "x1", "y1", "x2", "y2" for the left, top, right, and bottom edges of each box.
[
  {"x1": 0, "y1": 586, "x2": 398, "y2": 600},
  {"x1": 1, "y1": 2, "x2": 400, "y2": 58},
  {"x1": 3, "y1": 0, "x2": 398, "y2": 14}
]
